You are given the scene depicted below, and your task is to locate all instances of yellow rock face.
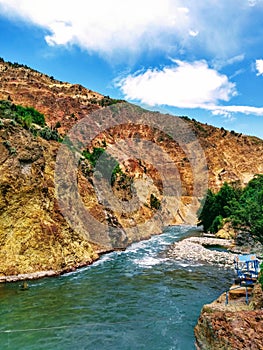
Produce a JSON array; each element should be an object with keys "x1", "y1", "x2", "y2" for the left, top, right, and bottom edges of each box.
[{"x1": 0, "y1": 121, "x2": 99, "y2": 276}]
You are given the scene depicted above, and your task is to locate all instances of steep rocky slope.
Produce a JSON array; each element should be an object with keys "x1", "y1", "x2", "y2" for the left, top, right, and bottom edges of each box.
[
  {"x1": 0, "y1": 59, "x2": 103, "y2": 133},
  {"x1": 0, "y1": 119, "x2": 100, "y2": 277},
  {"x1": 180, "y1": 117, "x2": 263, "y2": 190},
  {"x1": 195, "y1": 283, "x2": 263, "y2": 349},
  {"x1": 0, "y1": 59, "x2": 263, "y2": 279}
]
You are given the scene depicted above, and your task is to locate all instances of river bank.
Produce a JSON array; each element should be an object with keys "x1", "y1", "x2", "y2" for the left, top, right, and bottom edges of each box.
[
  {"x1": 194, "y1": 282, "x2": 263, "y2": 349},
  {"x1": 182, "y1": 235, "x2": 263, "y2": 350},
  {"x1": 0, "y1": 227, "x2": 235, "y2": 283},
  {"x1": 166, "y1": 230, "x2": 263, "y2": 349},
  {"x1": 0, "y1": 227, "x2": 256, "y2": 283},
  {"x1": 1, "y1": 227, "x2": 261, "y2": 286},
  {"x1": 0, "y1": 247, "x2": 115, "y2": 283}
]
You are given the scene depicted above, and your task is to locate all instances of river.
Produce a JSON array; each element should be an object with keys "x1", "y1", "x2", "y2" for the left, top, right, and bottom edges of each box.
[{"x1": 0, "y1": 226, "x2": 235, "y2": 350}]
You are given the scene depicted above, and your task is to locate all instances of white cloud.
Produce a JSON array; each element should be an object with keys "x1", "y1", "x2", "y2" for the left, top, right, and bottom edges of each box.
[
  {"x1": 255, "y1": 59, "x2": 263, "y2": 76},
  {"x1": 212, "y1": 105, "x2": 263, "y2": 116},
  {"x1": 0, "y1": 0, "x2": 190, "y2": 56},
  {"x1": 0, "y1": 0, "x2": 260, "y2": 58},
  {"x1": 117, "y1": 60, "x2": 263, "y2": 117},
  {"x1": 189, "y1": 29, "x2": 199, "y2": 37},
  {"x1": 117, "y1": 60, "x2": 236, "y2": 108},
  {"x1": 212, "y1": 54, "x2": 245, "y2": 70}
]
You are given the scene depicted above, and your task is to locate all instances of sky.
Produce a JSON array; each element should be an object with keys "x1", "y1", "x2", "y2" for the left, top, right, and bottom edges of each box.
[{"x1": 0, "y1": 0, "x2": 263, "y2": 138}]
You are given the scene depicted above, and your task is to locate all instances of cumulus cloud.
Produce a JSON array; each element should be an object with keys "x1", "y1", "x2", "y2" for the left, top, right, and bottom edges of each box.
[
  {"x1": 117, "y1": 60, "x2": 236, "y2": 108},
  {"x1": 0, "y1": 0, "x2": 260, "y2": 58},
  {"x1": 255, "y1": 59, "x2": 263, "y2": 76},
  {"x1": 117, "y1": 60, "x2": 263, "y2": 117},
  {"x1": 0, "y1": 0, "x2": 191, "y2": 56}
]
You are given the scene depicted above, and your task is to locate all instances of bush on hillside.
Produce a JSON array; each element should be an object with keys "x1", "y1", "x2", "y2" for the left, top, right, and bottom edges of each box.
[
  {"x1": 0, "y1": 100, "x2": 45, "y2": 127},
  {"x1": 0, "y1": 100, "x2": 62, "y2": 142}
]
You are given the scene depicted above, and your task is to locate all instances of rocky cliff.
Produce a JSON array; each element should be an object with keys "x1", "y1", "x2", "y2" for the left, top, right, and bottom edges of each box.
[
  {"x1": 0, "y1": 118, "x2": 100, "y2": 278},
  {"x1": 195, "y1": 283, "x2": 263, "y2": 349},
  {"x1": 0, "y1": 59, "x2": 263, "y2": 279}
]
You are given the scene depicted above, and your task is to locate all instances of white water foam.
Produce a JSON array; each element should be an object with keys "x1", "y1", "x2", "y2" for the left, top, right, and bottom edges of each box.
[
  {"x1": 133, "y1": 256, "x2": 168, "y2": 268},
  {"x1": 63, "y1": 226, "x2": 197, "y2": 276}
]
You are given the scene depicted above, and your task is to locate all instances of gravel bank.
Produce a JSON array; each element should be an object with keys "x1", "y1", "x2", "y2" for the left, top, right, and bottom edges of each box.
[{"x1": 168, "y1": 236, "x2": 237, "y2": 267}]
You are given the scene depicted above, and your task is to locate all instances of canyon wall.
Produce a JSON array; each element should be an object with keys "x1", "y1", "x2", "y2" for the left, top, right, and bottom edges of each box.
[{"x1": 0, "y1": 60, "x2": 263, "y2": 278}]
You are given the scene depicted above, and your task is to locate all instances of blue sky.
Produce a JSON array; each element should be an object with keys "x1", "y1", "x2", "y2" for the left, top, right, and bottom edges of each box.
[{"x1": 1, "y1": 0, "x2": 263, "y2": 138}]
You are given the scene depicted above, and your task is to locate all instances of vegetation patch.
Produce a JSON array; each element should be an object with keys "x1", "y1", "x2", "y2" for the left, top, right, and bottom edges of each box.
[
  {"x1": 0, "y1": 100, "x2": 60, "y2": 141},
  {"x1": 97, "y1": 96, "x2": 124, "y2": 107},
  {"x1": 82, "y1": 147, "x2": 124, "y2": 185},
  {"x1": 198, "y1": 175, "x2": 263, "y2": 244},
  {"x1": 150, "y1": 193, "x2": 161, "y2": 210},
  {"x1": 82, "y1": 147, "x2": 106, "y2": 168}
]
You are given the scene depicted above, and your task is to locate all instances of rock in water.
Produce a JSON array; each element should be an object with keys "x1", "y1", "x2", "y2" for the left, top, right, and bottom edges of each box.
[{"x1": 19, "y1": 281, "x2": 29, "y2": 291}]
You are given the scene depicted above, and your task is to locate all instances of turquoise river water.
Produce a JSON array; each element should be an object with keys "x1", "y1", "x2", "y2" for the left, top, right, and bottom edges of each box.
[{"x1": 0, "y1": 226, "x2": 235, "y2": 350}]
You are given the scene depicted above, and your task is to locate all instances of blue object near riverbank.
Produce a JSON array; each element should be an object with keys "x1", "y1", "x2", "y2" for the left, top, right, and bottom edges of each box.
[{"x1": 234, "y1": 254, "x2": 260, "y2": 281}]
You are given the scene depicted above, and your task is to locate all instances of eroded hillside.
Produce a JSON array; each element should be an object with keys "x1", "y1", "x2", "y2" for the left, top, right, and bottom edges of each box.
[{"x1": 0, "y1": 59, "x2": 263, "y2": 278}]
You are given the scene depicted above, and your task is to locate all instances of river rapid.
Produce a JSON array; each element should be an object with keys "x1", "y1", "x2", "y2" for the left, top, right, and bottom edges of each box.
[{"x1": 0, "y1": 226, "x2": 235, "y2": 350}]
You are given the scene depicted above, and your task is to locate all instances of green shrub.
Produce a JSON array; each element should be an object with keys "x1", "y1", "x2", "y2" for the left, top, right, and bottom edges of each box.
[
  {"x1": 198, "y1": 175, "x2": 263, "y2": 244},
  {"x1": 15, "y1": 105, "x2": 45, "y2": 127},
  {"x1": 210, "y1": 215, "x2": 224, "y2": 233},
  {"x1": 150, "y1": 194, "x2": 161, "y2": 210},
  {"x1": 82, "y1": 147, "x2": 105, "y2": 168},
  {"x1": 0, "y1": 100, "x2": 45, "y2": 127},
  {"x1": 98, "y1": 96, "x2": 124, "y2": 107},
  {"x1": 39, "y1": 127, "x2": 60, "y2": 141},
  {"x1": 111, "y1": 164, "x2": 123, "y2": 185}
]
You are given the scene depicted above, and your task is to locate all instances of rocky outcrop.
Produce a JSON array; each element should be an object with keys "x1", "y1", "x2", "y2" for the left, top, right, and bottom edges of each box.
[
  {"x1": 216, "y1": 222, "x2": 236, "y2": 240},
  {"x1": 215, "y1": 222, "x2": 263, "y2": 255},
  {"x1": 195, "y1": 284, "x2": 263, "y2": 350},
  {"x1": 195, "y1": 309, "x2": 263, "y2": 350}
]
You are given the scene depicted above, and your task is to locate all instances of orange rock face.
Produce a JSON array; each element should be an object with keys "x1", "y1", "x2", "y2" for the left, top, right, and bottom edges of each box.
[
  {"x1": 195, "y1": 309, "x2": 263, "y2": 350},
  {"x1": 195, "y1": 284, "x2": 263, "y2": 349}
]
